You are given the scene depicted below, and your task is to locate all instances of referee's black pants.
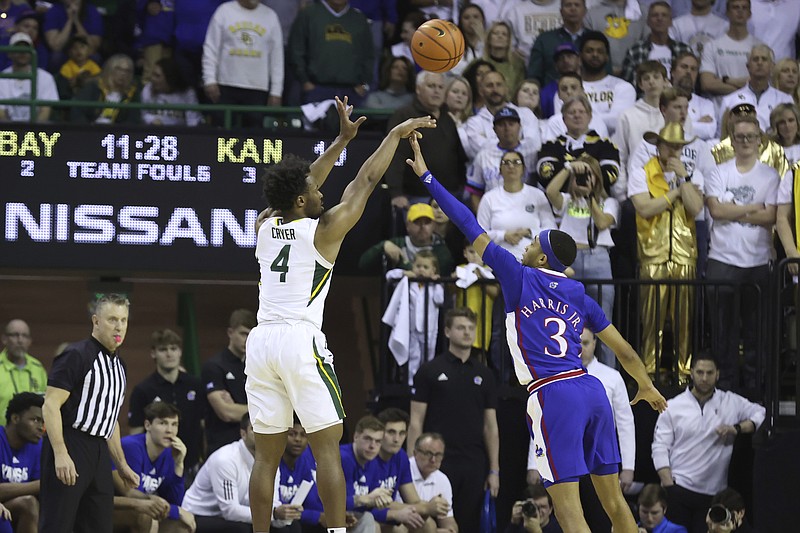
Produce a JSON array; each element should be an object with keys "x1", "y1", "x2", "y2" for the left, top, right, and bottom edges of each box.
[{"x1": 39, "y1": 428, "x2": 114, "y2": 533}]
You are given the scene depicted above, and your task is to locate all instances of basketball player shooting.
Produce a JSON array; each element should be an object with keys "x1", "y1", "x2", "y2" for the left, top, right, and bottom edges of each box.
[
  {"x1": 245, "y1": 97, "x2": 436, "y2": 533},
  {"x1": 404, "y1": 135, "x2": 667, "y2": 533}
]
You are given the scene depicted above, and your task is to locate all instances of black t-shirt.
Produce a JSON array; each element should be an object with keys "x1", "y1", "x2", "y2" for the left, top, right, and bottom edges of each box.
[
  {"x1": 412, "y1": 351, "x2": 497, "y2": 461},
  {"x1": 201, "y1": 348, "x2": 247, "y2": 453},
  {"x1": 128, "y1": 371, "x2": 207, "y2": 468}
]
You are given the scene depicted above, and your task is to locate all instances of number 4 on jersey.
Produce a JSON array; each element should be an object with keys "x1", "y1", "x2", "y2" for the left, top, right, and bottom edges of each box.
[{"x1": 270, "y1": 244, "x2": 291, "y2": 282}]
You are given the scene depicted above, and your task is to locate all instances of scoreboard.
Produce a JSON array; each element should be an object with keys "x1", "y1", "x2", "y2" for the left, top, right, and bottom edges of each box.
[{"x1": 1, "y1": 124, "x2": 384, "y2": 275}]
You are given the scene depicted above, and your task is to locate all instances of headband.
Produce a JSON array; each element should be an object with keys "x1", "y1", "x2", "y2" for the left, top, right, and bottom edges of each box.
[{"x1": 539, "y1": 229, "x2": 566, "y2": 272}]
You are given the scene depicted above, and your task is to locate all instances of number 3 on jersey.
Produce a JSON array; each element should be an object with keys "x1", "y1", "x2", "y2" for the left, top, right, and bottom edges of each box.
[
  {"x1": 544, "y1": 317, "x2": 568, "y2": 358},
  {"x1": 270, "y1": 244, "x2": 291, "y2": 282}
]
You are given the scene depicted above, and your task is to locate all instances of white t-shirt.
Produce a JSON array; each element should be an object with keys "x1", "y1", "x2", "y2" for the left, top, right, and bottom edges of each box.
[
  {"x1": 747, "y1": 0, "x2": 800, "y2": 61},
  {"x1": 554, "y1": 193, "x2": 618, "y2": 247},
  {"x1": 670, "y1": 13, "x2": 728, "y2": 57},
  {"x1": 141, "y1": 83, "x2": 203, "y2": 126},
  {"x1": 543, "y1": 112, "x2": 609, "y2": 142},
  {"x1": 688, "y1": 92, "x2": 717, "y2": 141},
  {"x1": 648, "y1": 43, "x2": 673, "y2": 76},
  {"x1": 718, "y1": 85, "x2": 795, "y2": 134},
  {"x1": 784, "y1": 144, "x2": 800, "y2": 166},
  {"x1": 572, "y1": 76, "x2": 637, "y2": 136},
  {"x1": 502, "y1": 0, "x2": 562, "y2": 62},
  {"x1": 409, "y1": 459, "x2": 454, "y2": 517},
  {"x1": 466, "y1": 139, "x2": 541, "y2": 194},
  {"x1": 460, "y1": 104, "x2": 541, "y2": 160},
  {"x1": 476, "y1": 184, "x2": 556, "y2": 260},
  {"x1": 627, "y1": 138, "x2": 710, "y2": 219},
  {"x1": 700, "y1": 33, "x2": 762, "y2": 79},
  {"x1": 777, "y1": 166, "x2": 795, "y2": 204},
  {"x1": 0, "y1": 67, "x2": 58, "y2": 121},
  {"x1": 706, "y1": 159, "x2": 780, "y2": 267}
]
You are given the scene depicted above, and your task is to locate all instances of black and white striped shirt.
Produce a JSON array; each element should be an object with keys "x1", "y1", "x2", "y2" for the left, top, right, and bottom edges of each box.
[{"x1": 49, "y1": 337, "x2": 127, "y2": 440}]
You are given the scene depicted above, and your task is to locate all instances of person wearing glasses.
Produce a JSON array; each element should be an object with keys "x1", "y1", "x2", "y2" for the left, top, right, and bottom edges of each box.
[
  {"x1": 0, "y1": 321, "x2": 46, "y2": 427},
  {"x1": 711, "y1": 103, "x2": 790, "y2": 178},
  {"x1": 468, "y1": 106, "x2": 541, "y2": 212},
  {"x1": 705, "y1": 111, "x2": 780, "y2": 393},
  {"x1": 410, "y1": 433, "x2": 457, "y2": 533}
]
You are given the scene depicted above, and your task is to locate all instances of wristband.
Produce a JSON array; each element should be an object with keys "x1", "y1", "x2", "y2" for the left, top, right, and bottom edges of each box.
[{"x1": 489, "y1": 469, "x2": 500, "y2": 475}]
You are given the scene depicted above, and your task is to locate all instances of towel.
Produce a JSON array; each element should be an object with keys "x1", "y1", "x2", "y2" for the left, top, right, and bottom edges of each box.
[
  {"x1": 382, "y1": 275, "x2": 411, "y2": 366},
  {"x1": 455, "y1": 263, "x2": 495, "y2": 289},
  {"x1": 300, "y1": 99, "x2": 336, "y2": 123}
]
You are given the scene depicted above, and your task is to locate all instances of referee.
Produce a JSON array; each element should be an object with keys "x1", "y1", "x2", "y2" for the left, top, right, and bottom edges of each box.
[{"x1": 39, "y1": 294, "x2": 140, "y2": 533}]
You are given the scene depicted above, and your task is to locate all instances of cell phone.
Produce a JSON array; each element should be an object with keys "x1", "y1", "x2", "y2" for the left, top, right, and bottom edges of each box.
[{"x1": 575, "y1": 171, "x2": 589, "y2": 187}]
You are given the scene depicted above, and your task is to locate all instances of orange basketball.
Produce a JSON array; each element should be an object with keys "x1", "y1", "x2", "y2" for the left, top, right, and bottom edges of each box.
[{"x1": 411, "y1": 19, "x2": 465, "y2": 73}]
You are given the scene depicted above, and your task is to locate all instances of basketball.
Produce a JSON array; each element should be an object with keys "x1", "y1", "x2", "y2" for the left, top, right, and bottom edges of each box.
[{"x1": 411, "y1": 19, "x2": 465, "y2": 73}]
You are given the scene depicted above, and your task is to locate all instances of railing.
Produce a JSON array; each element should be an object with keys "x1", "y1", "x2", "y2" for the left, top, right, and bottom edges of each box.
[
  {"x1": 0, "y1": 97, "x2": 396, "y2": 130},
  {"x1": 373, "y1": 273, "x2": 790, "y2": 425}
]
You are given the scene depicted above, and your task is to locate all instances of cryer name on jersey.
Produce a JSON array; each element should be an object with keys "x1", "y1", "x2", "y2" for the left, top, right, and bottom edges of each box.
[{"x1": 271, "y1": 226, "x2": 296, "y2": 240}]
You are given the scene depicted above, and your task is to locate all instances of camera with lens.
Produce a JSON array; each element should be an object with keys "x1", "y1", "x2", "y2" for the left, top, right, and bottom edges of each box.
[
  {"x1": 707, "y1": 504, "x2": 732, "y2": 525},
  {"x1": 521, "y1": 500, "x2": 538, "y2": 519},
  {"x1": 574, "y1": 169, "x2": 589, "y2": 187}
]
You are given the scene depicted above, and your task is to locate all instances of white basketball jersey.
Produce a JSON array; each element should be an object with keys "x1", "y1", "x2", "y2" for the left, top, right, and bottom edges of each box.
[{"x1": 256, "y1": 216, "x2": 333, "y2": 329}]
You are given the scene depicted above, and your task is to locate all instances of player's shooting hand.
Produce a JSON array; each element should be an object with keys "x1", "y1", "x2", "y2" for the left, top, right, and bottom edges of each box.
[
  {"x1": 118, "y1": 464, "x2": 141, "y2": 490},
  {"x1": 274, "y1": 504, "x2": 303, "y2": 520},
  {"x1": 335, "y1": 96, "x2": 367, "y2": 141},
  {"x1": 395, "y1": 507, "x2": 425, "y2": 528},
  {"x1": 54, "y1": 451, "x2": 79, "y2": 486},
  {"x1": 393, "y1": 115, "x2": 437, "y2": 140},
  {"x1": 405, "y1": 134, "x2": 430, "y2": 177},
  {"x1": 631, "y1": 384, "x2": 667, "y2": 413}
]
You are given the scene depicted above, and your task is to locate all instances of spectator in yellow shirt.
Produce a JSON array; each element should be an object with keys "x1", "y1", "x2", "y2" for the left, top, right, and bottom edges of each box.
[{"x1": 0, "y1": 320, "x2": 47, "y2": 426}]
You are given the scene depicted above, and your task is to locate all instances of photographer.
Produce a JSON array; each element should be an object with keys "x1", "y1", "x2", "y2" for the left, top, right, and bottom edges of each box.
[
  {"x1": 545, "y1": 152, "x2": 618, "y2": 366},
  {"x1": 505, "y1": 485, "x2": 562, "y2": 533},
  {"x1": 705, "y1": 488, "x2": 756, "y2": 533}
]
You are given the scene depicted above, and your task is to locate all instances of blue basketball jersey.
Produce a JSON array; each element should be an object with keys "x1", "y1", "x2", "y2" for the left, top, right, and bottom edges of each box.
[
  {"x1": 0, "y1": 426, "x2": 41, "y2": 483},
  {"x1": 119, "y1": 433, "x2": 185, "y2": 520},
  {"x1": 483, "y1": 241, "x2": 610, "y2": 384},
  {"x1": 277, "y1": 446, "x2": 317, "y2": 504},
  {"x1": 368, "y1": 449, "x2": 414, "y2": 523}
]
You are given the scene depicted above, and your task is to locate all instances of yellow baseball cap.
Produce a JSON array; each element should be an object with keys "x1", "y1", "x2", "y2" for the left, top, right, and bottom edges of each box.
[{"x1": 407, "y1": 203, "x2": 435, "y2": 222}]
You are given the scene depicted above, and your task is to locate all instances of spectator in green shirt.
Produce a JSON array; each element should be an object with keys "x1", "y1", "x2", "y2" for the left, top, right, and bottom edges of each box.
[{"x1": 0, "y1": 320, "x2": 47, "y2": 427}]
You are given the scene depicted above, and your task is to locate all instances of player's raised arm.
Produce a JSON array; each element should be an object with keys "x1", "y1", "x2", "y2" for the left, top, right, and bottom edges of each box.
[
  {"x1": 308, "y1": 96, "x2": 367, "y2": 188},
  {"x1": 405, "y1": 135, "x2": 491, "y2": 257},
  {"x1": 315, "y1": 115, "x2": 437, "y2": 258}
]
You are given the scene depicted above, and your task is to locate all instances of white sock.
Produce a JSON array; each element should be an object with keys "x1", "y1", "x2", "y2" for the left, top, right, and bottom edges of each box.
[{"x1": 327, "y1": 528, "x2": 346, "y2": 533}]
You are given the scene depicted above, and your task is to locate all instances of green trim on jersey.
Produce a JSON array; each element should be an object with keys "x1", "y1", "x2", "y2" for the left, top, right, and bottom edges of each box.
[
  {"x1": 308, "y1": 262, "x2": 332, "y2": 306},
  {"x1": 312, "y1": 339, "x2": 345, "y2": 419}
]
